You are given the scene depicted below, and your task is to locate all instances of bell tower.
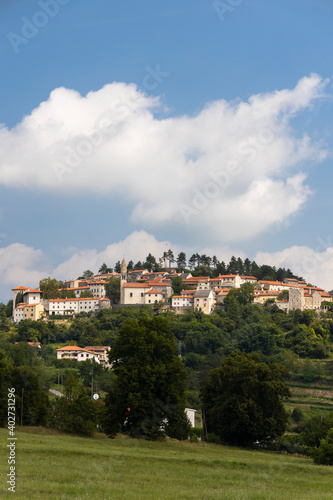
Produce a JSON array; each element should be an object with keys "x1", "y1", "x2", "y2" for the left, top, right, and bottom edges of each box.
[{"x1": 120, "y1": 258, "x2": 127, "y2": 304}]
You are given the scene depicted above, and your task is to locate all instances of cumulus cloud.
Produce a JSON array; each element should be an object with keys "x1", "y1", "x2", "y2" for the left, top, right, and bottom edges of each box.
[
  {"x1": 0, "y1": 230, "x2": 242, "y2": 302},
  {"x1": 0, "y1": 74, "x2": 329, "y2": 242},
  {"x1": 0, "y1": 231, "x2": 178, "y2": 302},
  {"x1": 2, "y1": 231, "x2": 333, "y2": 303},
  {"x1": 255, "y1": 242, "x2": 333, "y2": 291}
]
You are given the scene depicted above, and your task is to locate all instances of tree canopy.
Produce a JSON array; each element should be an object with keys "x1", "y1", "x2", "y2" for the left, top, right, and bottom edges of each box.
[
  {"x1": 201, "y1": 352, "x2": 291, "y2": 446},
  {"x1": 104, "y1": 316, "x2": 189, "y2": 440}
]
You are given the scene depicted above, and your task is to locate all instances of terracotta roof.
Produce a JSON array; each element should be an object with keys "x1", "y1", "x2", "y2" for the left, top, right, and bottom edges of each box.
[
  {"x1": 173, "y1": 295, "x2": 192, "y2": 299},
  {"x1": 241, "y1": 276, "x2": 257, "y2": 280},
  {"x1": 56, "y1": 345, "x2": 85, "y2": 351},
  {"x1": 12, "y1": 285, "x2": 28, "y2": 290},
  {"x1": 145, "y1": 280, "x2": 172, "y2": 287},
  {"x1": 218, "y1": 275, "x2": 237, "y2": 278},
  {"x1": 24, "y1": 288, "x2": 42, "y2": 294},
  {"x1": 145, "y1": 288, "x2": 161, "y2": 294}
]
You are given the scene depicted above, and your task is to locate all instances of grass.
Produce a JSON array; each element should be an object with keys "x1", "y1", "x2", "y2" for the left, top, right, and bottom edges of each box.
[{"x1": 1, "y1": 428, "x2": 333, "y2": 499}]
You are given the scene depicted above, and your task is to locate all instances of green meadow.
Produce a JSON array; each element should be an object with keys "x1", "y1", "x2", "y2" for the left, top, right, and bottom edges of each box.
[{"x1": 1, "y1": 427, "x2": 333, "y2": 499}]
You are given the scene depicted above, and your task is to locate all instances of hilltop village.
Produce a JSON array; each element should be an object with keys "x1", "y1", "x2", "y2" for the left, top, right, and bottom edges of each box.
[{"x1": 11, "y1": 258, "x2": 332, "y2": 324}]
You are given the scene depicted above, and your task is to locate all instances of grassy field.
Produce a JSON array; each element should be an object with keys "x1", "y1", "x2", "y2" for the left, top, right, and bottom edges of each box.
[{"x1": 1, "y1": 428, "x2": 333, "y2": 499}]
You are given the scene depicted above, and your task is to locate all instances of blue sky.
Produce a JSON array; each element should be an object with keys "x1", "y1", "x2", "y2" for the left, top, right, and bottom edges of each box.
[{"x1": 0, "y1": 0, "x2": 333, "y2": 300}]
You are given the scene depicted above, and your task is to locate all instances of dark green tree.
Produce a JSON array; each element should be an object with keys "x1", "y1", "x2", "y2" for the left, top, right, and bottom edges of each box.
[
  {"x1": 104, "y1": 316, "x2": 189, "y2": 440},
  {"x1": 11, "y1": 366, "x2": 49, "y2": 426},
  {"x1": 176, "y1": 252, "x2": 187, "y2": 271},
  {"x1": 114, "y1": 261, "x2": 121, "y2": 273},
  {"x1": 105, "y1": 277, "x2": 120, "y2": 304},
  {"x1": 80, "y1": 290, "x2": 94, "y2": 298},
  {"x1": 98, "y1": 263, "x2": 113, "y2": 274},
  {"x1": 82, "y1": 270, "x2": 94, "y2": 280},
  {"x1": 144, "y1": 253, "x2": 157, "y2": 272},
  {"x1": 0, "y1": 352, "x2": 12, "y2": 427},
  {"x1": 39, "y1": 277, "x2": 60, "y2": 299},
  {"x1": 201, "y1": 352, "x2": 290, "y2": 446}
]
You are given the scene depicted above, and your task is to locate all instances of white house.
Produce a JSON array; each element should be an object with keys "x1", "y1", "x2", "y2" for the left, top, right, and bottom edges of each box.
[
  {"x1": 56, "y1": 345, "x2": 100, "y2": 362},
  {"x1": 49, "y1": 297, "x2": 110, "y2": 316}
]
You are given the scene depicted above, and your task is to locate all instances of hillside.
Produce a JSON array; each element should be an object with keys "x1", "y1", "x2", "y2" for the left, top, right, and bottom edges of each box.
[{"x1": 1, "y1": 427, "x2": 333, "y2": 499}]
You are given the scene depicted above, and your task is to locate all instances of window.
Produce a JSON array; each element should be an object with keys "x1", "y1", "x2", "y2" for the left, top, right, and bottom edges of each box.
[
  {"x1": 130, "y1": 293, "x2": 133, "y2": 297},
  {"x1": 141, "y1": 293, "x2": 143, "y2": 297},
  {"x1": 148, "y1": 300, "x2": 151, "y2": 303}
]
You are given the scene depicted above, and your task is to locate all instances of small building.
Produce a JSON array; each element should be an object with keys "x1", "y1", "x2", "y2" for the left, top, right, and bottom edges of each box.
[
  {"x1": 185, "y1": 408, "x2": 197, "y2": 427},
  {"x1": 194, "y1": 290, "x2": 215, "y2": 314},
  {"x1": 56, "y1": 346, "x2": 100, "y2": 363}
]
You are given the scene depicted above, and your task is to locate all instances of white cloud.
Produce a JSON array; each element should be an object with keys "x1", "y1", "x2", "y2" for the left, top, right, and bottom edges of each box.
[
  {"x1": 0, "y1": 243, "x2": 50, "y2": 301},
  {"x1": 0, "y1": 74, "x2": 329, "y2": 242},
  {"x1": 0, "y1": 231, "x2": 179, "y2": 302},
  {"x1": 2, "y1": 231, "x2": 333, "y2": 303},
  {"x1": 255, "y1": 243, "x2": 333, "y2": 291}
]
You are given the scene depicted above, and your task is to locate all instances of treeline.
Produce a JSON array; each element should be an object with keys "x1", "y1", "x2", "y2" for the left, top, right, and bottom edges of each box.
[{"x1": 98, "y1": 253, "x2": 303, "y2": 282}]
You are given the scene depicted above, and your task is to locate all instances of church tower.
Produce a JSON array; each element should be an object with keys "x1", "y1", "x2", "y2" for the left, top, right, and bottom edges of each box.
[{"x1": 120, "y1": 258, "x2": 127, "y2": 304}]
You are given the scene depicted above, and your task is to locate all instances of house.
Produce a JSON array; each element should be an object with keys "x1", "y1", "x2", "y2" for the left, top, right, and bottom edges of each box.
[
  {"x1": 13, "y1": 302, "x2": 45, "y2": 324},
  {"x1": 185, "y1": 408, "x2": 197, "y2": 427},
  {"x1": 193, "y1": 290, "x2": 215, "y2": 314},
  {"x1": 85, "y1": 346, "x2": 112, "y2": 367},
  {"x1": 217, "y1": 275, "x2": 242, "y2": 288},
  {"x1": 88, "y1": 281, "x2": 107, "y2": 298},
  {"x1": 172, "y1": 293, "x2": 194, "y2": 312},
  {"x1": 56, "y1": 345, "x2": 100, "y2": 363},
  {"x1": 49, "y1": 297, "x2": 110, "y2": 316},
  {"x1": 120, "y1": 259, "x2": 171, "y2": 305}
]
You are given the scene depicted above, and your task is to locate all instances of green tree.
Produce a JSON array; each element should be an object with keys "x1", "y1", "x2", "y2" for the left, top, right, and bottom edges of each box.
[
  {"x1": 82, "y1": 270, "x2": 94, "y2": 280},
  {"x1": 49, "y1": 385, "x2": 97, "y2": 436},
  {"x1": 114, "y1": 261, "x2": 121, "y2": 273},
  {"x1": 201, "y1": 352, "x2": 291, "y2": 446},
  {"x1": 172, "y1": 276, "x2": 183, "y2": 295},
  {"x1": 0, "y1": 352, "x2": 12, "y2": 427},
  {"x1": 15, "y1": 292, "x2": 24, "y2": 306},
  {"x1": 144, "y1": 253, "x2": 157, "y2": 272},
  {"x1": 105, "y1": 277, "x2": 120, "y2": 304},
  {"x1": 80, "y1": 290, "x2": 94, "y2": 298},
  {"x1": 104, "y1": 316, "x2": 189, "y2": 440},
  {"x1": 11, "y1": 366, "x2": 49, "y2": 426},
  {"x1": 277, "y1": 290, "x2": 289, "y2": 301},
  {"x1": 98, "y1": 263, "x2": 113, "y2": 274},
  {"x1": 176, "y1": 252, "x2": 187, "y2": 271},
  {"x1": 39, "y1": 277, "x2": 60, "y2": 299},
  {"x1": 311, "y1": 428, "x2": 333, "y2": 465}
]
